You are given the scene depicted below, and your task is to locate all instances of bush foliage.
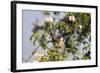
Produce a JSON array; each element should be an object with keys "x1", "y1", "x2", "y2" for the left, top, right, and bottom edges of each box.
[{"x1": 30, "y1": 12, "x2": 91, "y2": 62}]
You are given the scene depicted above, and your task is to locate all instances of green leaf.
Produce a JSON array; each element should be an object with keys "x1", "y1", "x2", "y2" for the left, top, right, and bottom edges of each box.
[
  {"x1": 73, "y1": 56, "x2": 80, "y2": 60},
  {"x1": 82, "y1": 44, "x2": 90, "y2": 51},
  {"x1": 32, "y1": 31, "x2": 41, "y2": 45},
  {"x1": 83, "y1": 55, "x2": 90, "y2": 60}
]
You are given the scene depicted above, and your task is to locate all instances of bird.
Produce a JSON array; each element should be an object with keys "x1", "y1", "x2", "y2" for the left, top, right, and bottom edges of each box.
[{"x1": 52, "y1": 35, "x2": 64, "y2": 48}]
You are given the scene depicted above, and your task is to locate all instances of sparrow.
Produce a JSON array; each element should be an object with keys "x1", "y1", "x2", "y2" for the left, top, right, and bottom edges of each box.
[{"x1": 53, "y1": 35, "x2": 64, "y2": 48}]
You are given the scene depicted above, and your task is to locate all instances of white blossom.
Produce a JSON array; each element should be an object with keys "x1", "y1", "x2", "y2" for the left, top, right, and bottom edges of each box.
[
  {"x1": 45, "y1": 16, "x2": 53, "y2": 23},
  {"x1": 69, "y1": 15, "x2": 75, "y2": 22}
]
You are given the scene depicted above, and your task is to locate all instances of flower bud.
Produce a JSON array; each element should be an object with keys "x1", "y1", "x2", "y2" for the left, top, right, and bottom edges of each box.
[{"x1": 79, "y1": 25, "x2": 82, "y2": 29}]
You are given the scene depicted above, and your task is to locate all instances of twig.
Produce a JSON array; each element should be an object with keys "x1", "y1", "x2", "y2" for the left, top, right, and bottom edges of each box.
[
  {"x1": 23, "y1": 45, "x2": 40, "y2": 62},
  {"x1": 34, "y1": 45, "x2": 40, "y2": 50},
  {"x1": 22, "y1": 58, "x2": 27, "y2": 62},
  {"x1": 25, "y1": 54, "x2": 33, "y2": 62}
]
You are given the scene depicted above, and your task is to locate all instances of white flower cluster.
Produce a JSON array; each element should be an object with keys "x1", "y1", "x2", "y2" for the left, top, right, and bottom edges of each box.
[
  {"x1": 33, "y1": 52, "x2": 45, "y2": 61},
  {"x1": 34, "y1": 52, "x2": 44, "y2": 57}
]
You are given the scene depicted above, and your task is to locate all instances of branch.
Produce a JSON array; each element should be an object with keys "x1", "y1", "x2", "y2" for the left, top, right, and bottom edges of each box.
[
  {"x1": 22, "y1": 45, "x2": 40, "y2": 62},
  {"x1": 25, "y1": 54, "x2": 33, "y2": 62}
]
